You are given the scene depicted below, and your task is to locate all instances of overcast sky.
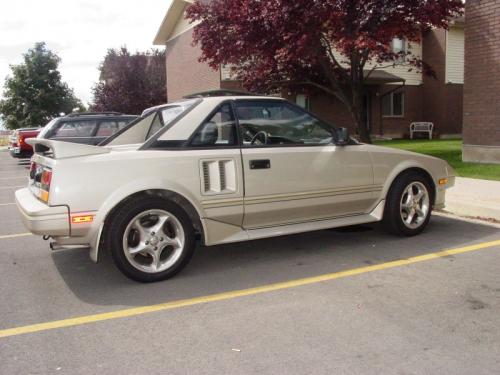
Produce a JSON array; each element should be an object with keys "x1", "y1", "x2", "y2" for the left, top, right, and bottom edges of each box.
[{"x1": 0, "y1": 0, "x2": 172, "y2": 106}]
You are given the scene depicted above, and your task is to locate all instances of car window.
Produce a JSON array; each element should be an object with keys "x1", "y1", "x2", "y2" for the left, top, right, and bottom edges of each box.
[
  {"x1": 146, "y1": 114, "x2": 163, "y2": 139},
  {"x1": 96, "y1": 120, "x2": 131, "y2": 137},
  {"x1": 160, "y1": 107, "x2": 185, "y2": 126},
  {"x1": 52, "y1": 121, "x2": 97, "y2": 138},
  {"x1": 190, "y1": 103, "x2": 237, "y2": 147},
  {"x1": 235, "y1": 101, "x2": 333, "y2": 146}
]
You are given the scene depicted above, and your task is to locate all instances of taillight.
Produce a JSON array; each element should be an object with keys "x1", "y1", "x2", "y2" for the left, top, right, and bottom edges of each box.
[
  {"x1": 41, "y1": 169, "x2": 52, "y2": 186},
  {"x1": 40, "y1": 169, "x2": 52, "y2": 202},
  {"x1": 29, "y1": 162, "x2": 52, "y2": 203},
  {"x1": 18, "y1": 135, "x2": 24, "y2": 145}
]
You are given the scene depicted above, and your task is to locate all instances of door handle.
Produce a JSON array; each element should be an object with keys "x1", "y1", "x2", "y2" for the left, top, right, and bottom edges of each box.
[{"x1": 250, "y1": 159, "x2": 271, "y2": 170}]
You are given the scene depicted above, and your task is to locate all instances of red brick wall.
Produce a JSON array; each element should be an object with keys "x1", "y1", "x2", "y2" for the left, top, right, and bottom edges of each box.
[
  {"x1": 288, "y1": 85, "x2": 423, "y2": 138},
  {"x1": 165, "y1": 29, "x2": 221, "y2": 102},
  {"x1": 422, "y1": 29, "x2": 463, "y2": 136},
  {"x1": 463, "y1": 0, "x2": 500, "y2": 147}
]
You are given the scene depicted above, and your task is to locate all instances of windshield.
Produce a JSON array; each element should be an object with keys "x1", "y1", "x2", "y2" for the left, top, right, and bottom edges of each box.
[{"x1": 104, "y1": 99, "x2": 199, "y2": 146}]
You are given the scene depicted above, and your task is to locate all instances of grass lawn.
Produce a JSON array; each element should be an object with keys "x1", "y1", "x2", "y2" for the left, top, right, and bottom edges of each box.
[{"x1": 374, "y1": 139, "x2": 500, "y2": 181}]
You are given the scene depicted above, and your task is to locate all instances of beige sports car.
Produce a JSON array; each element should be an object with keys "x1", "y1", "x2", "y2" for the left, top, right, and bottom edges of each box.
[{"x1": 16, "y1": 92, "x2": 455, "y2": 282}]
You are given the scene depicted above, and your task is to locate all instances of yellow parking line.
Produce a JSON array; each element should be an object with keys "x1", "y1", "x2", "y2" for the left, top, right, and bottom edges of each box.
[
  {"x1": 0, "y1": 203, "x2": 16, "y2": 206},
  {"x1": 0, "y1": 185, "x2": 23, "y2": 189},
  {"x1": 0, "y1": 176, "x2": 27, "y2": 180},
  {"x1": 0, "y1": 233, "x2": 32, "y2": 240},
  {"x1": 1, "y1": 239, "x2": 499, "y2": 339}
]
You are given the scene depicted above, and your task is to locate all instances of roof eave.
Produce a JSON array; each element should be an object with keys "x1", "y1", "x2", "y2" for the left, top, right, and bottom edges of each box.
[{"x1": 153, "y1": 0, "x2": 194, "y2": 45}]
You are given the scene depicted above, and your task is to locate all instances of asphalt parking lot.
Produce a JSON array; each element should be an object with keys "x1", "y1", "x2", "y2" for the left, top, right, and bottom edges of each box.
[{"x1": 1, "y1": 150, "x2": 500, "y2": 375}]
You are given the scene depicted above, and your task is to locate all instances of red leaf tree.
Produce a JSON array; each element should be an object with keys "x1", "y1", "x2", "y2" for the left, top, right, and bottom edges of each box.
[
  {"x1": 187, "y1": 0, "x2": 463, "y2": 143},
  {"x1": 92, "y1": 47, "x2": 167, "y2": 115}
]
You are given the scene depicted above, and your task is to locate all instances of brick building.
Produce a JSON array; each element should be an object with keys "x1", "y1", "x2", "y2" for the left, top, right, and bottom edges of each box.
[
  {"x1": 463, "y1": 0, "x2": 500, "y2": 163},
  {"x1": 154, "y1": 0, "x2": 465, "y2": 138}
]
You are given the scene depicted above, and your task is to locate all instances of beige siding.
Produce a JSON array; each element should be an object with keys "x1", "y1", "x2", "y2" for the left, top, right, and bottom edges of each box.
[
  {"x1": 445, "y1": 27, "x2": 465, "y2": 84},
  {"x1": 168, "y1": 7, "x2": 196, "y2": 42},
  {"x1": 332, "y1": 40, "x2": 423, "y2": 86},
  {"x1": 225, "y1": 40, "x2": 424, "y2": 86}
]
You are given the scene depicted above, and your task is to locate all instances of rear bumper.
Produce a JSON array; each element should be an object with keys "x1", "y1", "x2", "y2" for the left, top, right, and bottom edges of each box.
[
  {"x1": 15, "y1": 188, "x2": 70, "y2": 236},
  {"x1": 9, "y1": 147, "x2": 32, "y2": 158}
]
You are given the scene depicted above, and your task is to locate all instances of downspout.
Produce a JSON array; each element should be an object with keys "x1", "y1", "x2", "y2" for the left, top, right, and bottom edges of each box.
[{"x1": 379, "y1": 80, "x2": 406, "y2": 136}]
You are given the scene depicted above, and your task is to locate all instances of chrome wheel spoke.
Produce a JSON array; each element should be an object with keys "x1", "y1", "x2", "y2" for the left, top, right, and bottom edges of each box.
[
  {"x1": 132, "y1": 221, "x2": 147, "y2": 241},
  {"x1": 145, "y1": 248, "x2": 161, "y2": 271},
  {"x1": 129, "y1": 242, "x2": 149, "y2": 255},
  {"x1": 402, "y1": 199, "x2": 413, "y2": 210},
  {"x1": 164, "y1": 235, "x2": 182, "y2": 249},
  {"x1": 405, "y1": 186, "x2": 414, "y2": 201},
  {"x1": 150, "y1": 214, "x2": 169, "y2": 235},
  {"x1": 406, "y1": 208, "x2": 416, "y2": 224},
  {"x1": 414, "y1": 188, "x2": 424, "y2": 202}
]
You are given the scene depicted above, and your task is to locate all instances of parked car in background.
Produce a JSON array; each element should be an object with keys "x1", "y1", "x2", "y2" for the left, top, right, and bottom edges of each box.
[
  {"x1": 9, "y1": 127, "x2": 42, "y2": 158},
  {"x1": 16, "y1": 92, "x2": 455, "y2": 283},
  {"x1": 37, "y1": 112, "x2": 138, "y2": 145}
]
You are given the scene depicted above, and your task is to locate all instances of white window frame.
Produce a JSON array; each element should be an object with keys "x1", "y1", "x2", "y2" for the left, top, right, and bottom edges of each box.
[
  {"x1": 391, "y1": 38, "x2": 406, "y2": 64},
  {"x1": 382, "y1": 91, "x2": 405, "y2": 118},
  {"x1": 295, "y1": 94, "x2": 310, "y2": 111}
]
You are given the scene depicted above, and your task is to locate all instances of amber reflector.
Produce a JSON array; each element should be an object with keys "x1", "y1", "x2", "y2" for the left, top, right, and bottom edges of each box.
[{"x1": 72, "y1": 215, "x2": 94, "y2": 224}]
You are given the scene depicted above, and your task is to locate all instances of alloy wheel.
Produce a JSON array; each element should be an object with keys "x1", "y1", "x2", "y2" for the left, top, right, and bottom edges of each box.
[
  {"x1": 399, "y1": 181, "x2": 430, "y2": 229},
  {"x1": 122, "y1": 209, "x2": 185, "y2": 273}
]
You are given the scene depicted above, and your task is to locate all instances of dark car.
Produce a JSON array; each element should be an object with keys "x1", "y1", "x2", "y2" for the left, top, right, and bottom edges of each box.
[
  {"x1": 9, "y1": 127, "x2": 42, "y2": 158},
  {"x1": 37, "y1": 112, "x2": 138, "y2": 145}
]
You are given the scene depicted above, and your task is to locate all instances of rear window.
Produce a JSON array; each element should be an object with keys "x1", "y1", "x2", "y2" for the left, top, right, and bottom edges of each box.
[
  {"x1": 96, "y1": 120, "x2": 131, "y2": 137},
  {"x1": 104, "y1": 99, "x2": 200, "y2": 146},
  {"x1": 52, "y1": 121, "x2": 98, "y2": 137}
]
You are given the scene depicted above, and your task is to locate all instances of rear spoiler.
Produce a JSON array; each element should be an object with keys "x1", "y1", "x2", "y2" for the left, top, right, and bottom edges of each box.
[{"x1": 26, "y1": 138, "x2": 111, "y2": 159}]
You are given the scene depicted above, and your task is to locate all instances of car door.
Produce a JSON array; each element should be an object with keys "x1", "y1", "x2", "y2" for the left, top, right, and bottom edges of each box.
[
  {"x1": 187, "y1": 102, "x2": 244, "y2": 227},
  {"x1": 236, "y1": 99, "x2": 378, "y2": 229}
]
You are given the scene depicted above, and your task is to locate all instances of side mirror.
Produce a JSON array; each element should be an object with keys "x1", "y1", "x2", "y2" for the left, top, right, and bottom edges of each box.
[{"x1": 335, "y1": 127, "x2": 350, "y2": 146}]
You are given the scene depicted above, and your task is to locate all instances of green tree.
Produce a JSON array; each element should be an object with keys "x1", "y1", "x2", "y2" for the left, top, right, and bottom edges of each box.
[{"x1": 0, "y1": 42, "x2": 84, "y2": 129}]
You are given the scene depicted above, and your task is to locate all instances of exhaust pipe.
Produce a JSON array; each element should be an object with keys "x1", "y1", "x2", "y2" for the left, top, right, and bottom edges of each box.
[{"x1": 49, "y1": 242, "x2": 90, "y2": 251}]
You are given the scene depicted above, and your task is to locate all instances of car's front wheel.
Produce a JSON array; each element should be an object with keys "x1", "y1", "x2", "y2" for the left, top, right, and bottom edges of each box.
[
  {"x1": 383, "y1": 172, "x2": 433, "y2": 236},
  {"x1": 107, "y1": 197, "x2": 196, "y2": 282}
]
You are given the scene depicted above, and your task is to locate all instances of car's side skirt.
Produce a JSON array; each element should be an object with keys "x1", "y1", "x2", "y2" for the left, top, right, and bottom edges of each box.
[{"x1": 203, "y1": 200, "x2": 385, "y2": 246}]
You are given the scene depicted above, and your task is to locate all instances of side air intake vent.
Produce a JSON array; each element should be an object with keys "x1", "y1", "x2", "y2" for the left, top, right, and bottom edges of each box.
[
  {"x1": 200, "y1": 159, "x2": 237, "y2": 195},
  {"x1": 202, "y1": 162, "x2": 210, "y2": 192}
]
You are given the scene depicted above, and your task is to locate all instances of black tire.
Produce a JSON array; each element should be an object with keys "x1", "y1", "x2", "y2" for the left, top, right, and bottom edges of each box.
[
  {"x1": 106, "y1": 197, "x2": 196, "y2": 282},
  {"x1": 383, "y1": 171, "x2": 433, "y2": 236}
]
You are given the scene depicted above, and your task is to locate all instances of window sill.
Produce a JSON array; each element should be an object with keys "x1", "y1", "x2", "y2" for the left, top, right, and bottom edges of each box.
[{"x1": 382, "y1": 115, "x2": 405, "y2": 119}]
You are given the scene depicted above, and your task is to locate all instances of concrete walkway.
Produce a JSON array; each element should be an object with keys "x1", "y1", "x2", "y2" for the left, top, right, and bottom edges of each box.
[{"x1": 445, "y1": 177, "x2": 500, "y2": 221}]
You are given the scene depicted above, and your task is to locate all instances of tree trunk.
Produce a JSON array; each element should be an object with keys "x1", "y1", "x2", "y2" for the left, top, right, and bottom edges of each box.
[{"x1": 349, "y1": 84, "x2": 372, "y2": 144}]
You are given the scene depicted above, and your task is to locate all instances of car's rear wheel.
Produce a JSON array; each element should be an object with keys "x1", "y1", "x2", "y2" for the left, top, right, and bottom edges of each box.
[
  {"x1": 383, "y1": 172, "x2": 432, "y2": 236},
  {"x1": 107, "y1": 197, "x2": 196, "y2": 282}
]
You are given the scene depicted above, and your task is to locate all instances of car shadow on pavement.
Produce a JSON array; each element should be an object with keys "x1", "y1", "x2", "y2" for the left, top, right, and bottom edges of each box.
[{"x1": 51, "y1": 214, "x2": 500, "y2": 308}]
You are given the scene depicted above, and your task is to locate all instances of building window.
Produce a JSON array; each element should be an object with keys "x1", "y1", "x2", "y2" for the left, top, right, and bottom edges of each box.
[
  {"x1": 382, "y1": 91, "x2": 404, "y2": 117},
  {"x1": 295, "y1": 94, "x2": 310, "y2": 110},
  {"x1": 391, "y1": 38, "x2": 406, "y2": 63}
]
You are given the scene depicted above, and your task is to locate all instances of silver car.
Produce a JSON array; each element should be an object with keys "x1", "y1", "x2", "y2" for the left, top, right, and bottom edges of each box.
[{"x1": 16, "y1": 93, "x2": 455, "y2": 282}]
